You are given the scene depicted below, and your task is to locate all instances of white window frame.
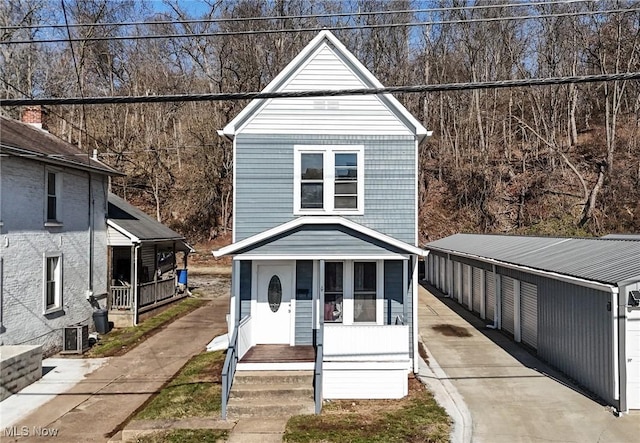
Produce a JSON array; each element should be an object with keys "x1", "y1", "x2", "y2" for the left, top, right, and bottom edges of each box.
[
  {"x1": 294, "y1": 145, "x2": 364, "y2": 215},
  {"x1": 44, "y1": 168, "x2": 63, "y2": 226},
  {"x1": 43, "y1": 252, "x2": 63, "y2": 314},
  {"x1": 324, "y1": 260, "x2": 383, "y2": 326}
]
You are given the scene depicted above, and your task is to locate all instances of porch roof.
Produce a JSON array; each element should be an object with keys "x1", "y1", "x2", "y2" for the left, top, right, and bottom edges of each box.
[
  {"x1": 107, "y1": 193, "x2": 193, "y2": 252},
  {"x1": 213, "y1": 217, "x2": 426, "y2": 259}
]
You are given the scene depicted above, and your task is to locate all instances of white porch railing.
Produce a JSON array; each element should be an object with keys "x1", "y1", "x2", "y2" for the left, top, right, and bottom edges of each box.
[
  {"x1": 110, "y1": 286, "x2": 132, "y2": 309},
  {"x1": 323, "y1": 324, "x2": 410, "y2": 361},
  {"x1": 237, "y1": 315, "x2": 253, "y2": 360}
]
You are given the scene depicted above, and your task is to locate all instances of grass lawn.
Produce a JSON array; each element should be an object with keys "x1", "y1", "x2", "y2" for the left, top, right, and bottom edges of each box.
[
  {"x1": 284, "y1": 377, "x2": 451, "y2": 443},
  {"x1": 132, "y1": 429, "x2": 228, "y2": 443},
  {"x1": 87, "y1": 297, "x2": 208, "y2": 358},
  {"x1": 135, "y1": 350, "x2": 225, "y2": 420}
]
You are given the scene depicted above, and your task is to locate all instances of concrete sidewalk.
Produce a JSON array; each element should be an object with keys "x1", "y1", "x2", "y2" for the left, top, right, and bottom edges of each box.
[
  {"x1": 1, "y1": 296, "x2": 228, "y2": 443},
  {"x1": 418, "y1": 284, "x2": 639, "y2": 443}
]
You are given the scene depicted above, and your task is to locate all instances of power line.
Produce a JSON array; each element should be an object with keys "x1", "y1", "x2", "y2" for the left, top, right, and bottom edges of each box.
[
  {"x1": 0, "y1": 0, "x2": 596, "y2": 31},
  {"x1": 2, "y1": 7, "x2": 636, "y2": 45},
  {"x1": 2, "y1": 72, "x2": 639, "y2": 107}
]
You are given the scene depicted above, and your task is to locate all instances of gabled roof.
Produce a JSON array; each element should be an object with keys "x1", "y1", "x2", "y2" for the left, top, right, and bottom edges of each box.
[
  {"x1": 214, "y1": 216, "x2": 426, "y2": 258},
  {"x1": 427, "y1": 233, "x2": 640, "y2": 286},
  {"x1": 0, "y1": 115, "x2": 121, "y2": 175},
  {"x1": 221, "y1": 30, "x2": 428, "y2": 141},
  {"x1": 107, "y1": 193, "x2": 192, "y2": 251}
]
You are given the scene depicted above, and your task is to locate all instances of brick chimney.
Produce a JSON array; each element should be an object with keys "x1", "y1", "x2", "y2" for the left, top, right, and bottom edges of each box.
[{"x1": 21, "y1": 105, "x2": 43, "y2": 129}]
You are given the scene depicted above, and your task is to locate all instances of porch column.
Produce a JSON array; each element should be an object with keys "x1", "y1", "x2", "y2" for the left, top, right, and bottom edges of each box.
[
  {"x1": 412, "y1": 255, "x2": 419, "y2": 373},
  {"x1": 228, "y1": 260, "x2": 241, "y2": 337}
]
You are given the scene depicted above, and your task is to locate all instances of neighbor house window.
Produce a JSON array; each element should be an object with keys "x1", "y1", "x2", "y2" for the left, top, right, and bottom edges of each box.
[
  {"x1": 45, "y1": 169, "x2": 62, "y2": 224},
  {"x1": 353, "y1": 262, "x2": 377, "y2": 323},
  {"x1": 43, "y1": 253, "x2": 62, "y2": 313},
  {"x1": 324, "y1": 262, "x2": 343, "y2": 323},
  {"x1": 294, "y1": 145, "x2": 364, "y2": 214}
]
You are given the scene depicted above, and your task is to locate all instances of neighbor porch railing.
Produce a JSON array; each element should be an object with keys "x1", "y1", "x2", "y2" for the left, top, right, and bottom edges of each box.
[
  {"x1": 110, "y1": 286, "x2": 132, "y2": 309},
  {"x1": 139, "y1": 279, "x2": 176, "y2": 307}
]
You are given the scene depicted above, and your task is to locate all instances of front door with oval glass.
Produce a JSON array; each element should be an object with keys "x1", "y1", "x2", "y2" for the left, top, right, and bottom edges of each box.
[{"x1": 257, "y1": 264, "x2": 293, "y2": 344}]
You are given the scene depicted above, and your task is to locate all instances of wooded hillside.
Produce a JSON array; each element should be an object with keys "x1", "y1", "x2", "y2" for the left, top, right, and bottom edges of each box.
[{"x1": 2, "y1": 0, "x2": 639, "y2": 243}]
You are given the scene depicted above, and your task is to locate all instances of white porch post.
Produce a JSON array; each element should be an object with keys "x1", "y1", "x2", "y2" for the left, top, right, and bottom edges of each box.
[
  {"x1": 412, "y1": 255, "x2": 419, "y2": 373},
  {"x1": 228, "y1": 260, "x2": 240, "y2": 337}
]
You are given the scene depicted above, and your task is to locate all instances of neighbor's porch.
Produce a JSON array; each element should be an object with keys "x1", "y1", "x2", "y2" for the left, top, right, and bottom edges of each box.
[{"x1": 108, "y1": 243, "x2": 188, "y2": 326}]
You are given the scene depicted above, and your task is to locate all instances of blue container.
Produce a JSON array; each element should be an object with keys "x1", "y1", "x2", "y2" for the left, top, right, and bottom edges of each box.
[{"x1": 177, "y1": 269, "x2": 188, "y2": 285}]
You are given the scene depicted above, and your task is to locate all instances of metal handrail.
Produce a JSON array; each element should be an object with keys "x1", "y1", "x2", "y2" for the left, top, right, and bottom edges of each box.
[
  {"x1": 221, "y1": 326, "x2": 238, "y2": 420},
  {"x1": 314, "y1": 328, "x2": 323, "y2": 414}
]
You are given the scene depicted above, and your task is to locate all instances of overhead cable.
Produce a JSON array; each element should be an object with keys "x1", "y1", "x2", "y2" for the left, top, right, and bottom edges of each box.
[
  {"x1": 0, "y1": 0, "x2": 596, "y2": 31},
  {"x1": 2, "y1": 7, "x2": 636, "y2": 45},
  {"x1": 2, "y1": 72, "x2": 639, "y2": 107}
]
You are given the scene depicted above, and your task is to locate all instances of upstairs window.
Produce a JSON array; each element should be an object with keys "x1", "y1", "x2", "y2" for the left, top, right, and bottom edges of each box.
[
  {"x1": 45, "y1": 169, "x2": 62, "y2": 224},
  {"x1": 294, "y1": 145, "x2": 364, "y2": 215}
]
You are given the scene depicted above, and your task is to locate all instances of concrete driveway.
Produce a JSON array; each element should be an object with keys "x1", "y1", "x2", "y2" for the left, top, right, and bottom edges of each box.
[{"x1": 418, "y1": 284, "x2": 640, "y2": 443}]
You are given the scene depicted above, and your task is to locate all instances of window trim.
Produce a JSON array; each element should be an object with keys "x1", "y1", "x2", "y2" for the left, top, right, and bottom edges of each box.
[
  {"x1": 294, "y1": 145, "x2": 364, "y2": 215},
  {"x1": 43, "y1": 252, "x2": 63, "y2": 314},
  {"x1": 323, "y1": 260, "x2": 384, "y2": 326},
  {"x1": 44, "y1": 168, "x2": 63, "y2": 225}
]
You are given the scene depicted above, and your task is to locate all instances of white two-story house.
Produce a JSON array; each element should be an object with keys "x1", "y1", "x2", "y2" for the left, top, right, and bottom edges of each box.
[
  {"x1": 0, "y1": 109, "x2": 120, "y2": 354},
  {"x1": 214, "y1": 31, "x2": 429, "y2": 416}
]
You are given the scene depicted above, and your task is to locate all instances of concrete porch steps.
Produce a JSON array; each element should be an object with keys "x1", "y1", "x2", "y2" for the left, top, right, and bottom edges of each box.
[{"x1": 227, "y1": 370, "x2": 315, "y2": 418}]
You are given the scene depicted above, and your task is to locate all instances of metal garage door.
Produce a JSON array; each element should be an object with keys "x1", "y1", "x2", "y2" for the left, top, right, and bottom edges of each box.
[
  {"x1": 501, "y1": 276, "x2": 515, "y2": 334},
  {"x1": 521, "y1": 282, "x2": 538, "y2": 349},
  {"x1": 439, "y1": 257, "x2": 446, "y2": 292},
  {"x1": 453, "y1": 262, "x2": 461, "y2": 303},
  {"x1": 485, "y1": 271, "x2": 495, "y2": 322},
  {"x1": 472, "y1": 267, "x2": 483, "y2": 315},
  {"x1": 462, "y1": 264, "x2": 472, "y2": 308},
  {"x1": 627, "y1": 306, "x2": 640, "y2": 409}
]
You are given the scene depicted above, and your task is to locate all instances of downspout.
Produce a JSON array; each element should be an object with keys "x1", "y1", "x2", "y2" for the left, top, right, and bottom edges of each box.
[
  {"x1": 613, "y1": 286, "x2": 624, "y2": 415},
  {"x1": 133, "y1": 244, "x2": 140, "y2": 326},
  {"x1": 87, "y1": 171, "x2": 94, "y2": 298}
]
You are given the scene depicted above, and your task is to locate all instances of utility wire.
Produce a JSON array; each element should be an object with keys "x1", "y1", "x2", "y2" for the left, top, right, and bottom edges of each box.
[
  {"x1": 0, "y1": 0, "x2": 596, "y2": 31},
  {"x1": 61, "y1": 0, "x2": 88, "y2": 154},
  {"x1": 2, "y1": 72, "x2": 639, "y2": 107},
  {"x1": 2, "y1": 7, "x2": 636, "y2": 45}
]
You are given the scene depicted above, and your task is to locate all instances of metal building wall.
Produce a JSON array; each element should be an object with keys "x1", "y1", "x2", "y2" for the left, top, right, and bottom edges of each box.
[
  {"x1": 498, "y1": 266, "x2": 615, "y2": 406},
  {"x1": 485, "y1": 270, "x2": 496, "y2": 322}
]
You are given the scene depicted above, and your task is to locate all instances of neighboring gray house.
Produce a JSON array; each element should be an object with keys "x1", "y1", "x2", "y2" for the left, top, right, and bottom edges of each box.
[
  {"x1": 214, "y1": 30, "x2": 429, "y2": 414},
  {"x1": 107, "y1": 193, "x2": 193, "y2": 327},
  {"x1": 0, "y1": 109, "x2": 120, "y2": 354},
  {"x1": 424, "y1": 234, "x2": 640, "y2": 413}
]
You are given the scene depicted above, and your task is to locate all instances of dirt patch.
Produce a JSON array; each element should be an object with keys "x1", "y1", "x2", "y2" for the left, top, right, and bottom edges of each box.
[
  {"x1": 431, "y1": 324, "x2": 472, "y2": 337},
  {"x1": 418, "y1": 341, "x2": 430, "y2": 364}
]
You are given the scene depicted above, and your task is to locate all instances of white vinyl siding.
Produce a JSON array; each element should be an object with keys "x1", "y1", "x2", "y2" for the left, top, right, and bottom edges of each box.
[
  {"x1": 501, "y1": 276, "x2": 516, "y2": 334},
  {"x1": 521, "y1": 281, "x2": 538, "y2": 349},
  {"x1": 241, "y1": 45, "x2": 412, "y2": 136}
]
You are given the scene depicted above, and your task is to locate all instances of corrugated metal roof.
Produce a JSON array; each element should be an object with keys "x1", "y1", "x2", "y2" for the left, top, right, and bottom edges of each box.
[
  {"x1": 427, "y1": 234, "x2": 640, "y2": 285},
  {"x1": 0, "y1": 115, "x2": 121, "y2": 175},
  {"x1": 108, "y1": 193, "x2": 185, "y2": 243},
  {"x1": 601, "y1": 234, "x2": 640, "y2": 240}
]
